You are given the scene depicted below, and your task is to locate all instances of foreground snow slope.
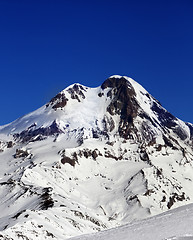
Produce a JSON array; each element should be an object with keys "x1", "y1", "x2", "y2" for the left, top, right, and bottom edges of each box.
[
  {"x1": 69, "y1": 203, "x2": 193, "y2": 240},
  {"x1": 0, "y1": 75, "x2": 192, "y2": 239}
]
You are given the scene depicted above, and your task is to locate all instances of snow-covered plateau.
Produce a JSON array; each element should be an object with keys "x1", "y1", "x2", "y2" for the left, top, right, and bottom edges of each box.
[{"x1": 0, "y1": 75, "x2": 192, "y2": 240}]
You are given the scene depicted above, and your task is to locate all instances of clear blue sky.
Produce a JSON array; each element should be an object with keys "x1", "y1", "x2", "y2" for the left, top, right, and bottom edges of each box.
[{"x1": 0, "y1": 0, "x2": 193, "y2": 125}]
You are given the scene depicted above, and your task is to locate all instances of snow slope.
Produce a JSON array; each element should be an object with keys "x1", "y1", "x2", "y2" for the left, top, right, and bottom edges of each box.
[{"x1": 69, "y1": 203, "x2": 193, "y2": 240}]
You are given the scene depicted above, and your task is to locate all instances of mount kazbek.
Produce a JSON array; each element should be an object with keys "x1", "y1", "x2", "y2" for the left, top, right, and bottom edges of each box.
[{"x1": 0, "y1": 75, "x2": 193, "y2": 240}]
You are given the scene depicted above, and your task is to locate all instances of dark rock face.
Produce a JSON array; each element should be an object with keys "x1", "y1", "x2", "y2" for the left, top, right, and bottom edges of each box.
[
  {"x1": 39, "y1": 188, "x2": 54, "y2": 210},
  {"x1": 173, "y1": 127, "x2": 188, "y2": 141},
  {"x1": 151, "y1": 102, "x2": 177, "y2": 129},
  {"x1": 46, "y1": 84, "x2": 86, "y2": 110},
  {"x1": 101, "y1": 77, "x2": 132, "y2": 91},
  {"x1": 13, "y1": 149, "x2": 30, "y2": 159},
  {"x1": 67, "y1": 84, "x2": 86, "y2": 102},
  {"x1": 167, "y1": 192, "x2": 186, "y2": 209},
  {"x1": 61, "y1": 156, "x2": 76, "y2": 167},
  {"x1": 46, "y1": 93, "x2": 68, "y2": 110},
  {"x1": 77, "y1": 148, "x2": 102, "y2": 160},
  {"x1": 61, "y1": 150, "x2": 78, "y2": 167},
  {"x1": 0, "y1": 141, "x2": 14, "y2": 152},
  {"x1": 14, "y1": 121, "x2": 63, "y2": 143},
  {"x1": 102, "y1": 77, "x2": 139, "y2": 139},
  {"x1": 7, "y1": 141, "x2": 13, "y2": 148},
  {"x1": 152, "y1": 102, "x2": 188, "y2": 140}
]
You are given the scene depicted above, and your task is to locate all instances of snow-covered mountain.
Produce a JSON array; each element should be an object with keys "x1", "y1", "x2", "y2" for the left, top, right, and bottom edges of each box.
[
  {"x1": 0, "y1": 75, "x2": 192, "y2": 240},
  {"x1": 68, "y1": 202, "x2": 193, "y2": 240}
]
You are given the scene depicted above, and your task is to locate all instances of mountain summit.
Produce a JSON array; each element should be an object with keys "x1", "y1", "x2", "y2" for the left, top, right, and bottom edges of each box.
[{"x1": 0, "y1": 75, "x2": 193, "y2": 240}]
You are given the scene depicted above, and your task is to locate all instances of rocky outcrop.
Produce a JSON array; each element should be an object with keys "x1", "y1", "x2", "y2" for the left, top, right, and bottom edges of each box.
[
  {"x1": 14, "y1": 120, "x2": 63, "y2": 143},
  {"x1": 13, "y1": 149, "x2": 31, "y2": 159},
  {"x1": 102, "y1": 77, "x2": 139, "y2": 139},
  {"x1": 67, "y1": 84, "x2": 86, "y2": 102},
  {"x1": 0, "y1": 141, "x2": 14, "y2": 152},
  {"x1": 46, "y1": 92, "x2": 68, "y2": 110}
]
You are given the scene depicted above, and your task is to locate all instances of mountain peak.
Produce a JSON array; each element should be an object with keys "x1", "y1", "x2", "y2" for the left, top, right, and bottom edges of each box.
[
  {"x1": 101, "y1": 75, "x2": 128, "y2": 89},
  {"x1": 0, "y1": 75, "x2": 192, "y2": 144}
]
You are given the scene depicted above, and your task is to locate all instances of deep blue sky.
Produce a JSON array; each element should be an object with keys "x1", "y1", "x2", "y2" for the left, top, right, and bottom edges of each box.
[{"x1": 0, "y1": 0, "x2": 193, "y2": 125}]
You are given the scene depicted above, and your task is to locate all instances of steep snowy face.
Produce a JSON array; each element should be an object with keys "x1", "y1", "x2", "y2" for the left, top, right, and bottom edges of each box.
[
  {"x1": 100, "y1": 76, "x2": 191, "y2": 146},
  {"x1": 0, "y1": 75, "x2": 193, "y2": 240}
]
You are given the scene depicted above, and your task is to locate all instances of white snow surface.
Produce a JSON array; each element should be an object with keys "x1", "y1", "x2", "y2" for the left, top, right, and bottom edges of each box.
[
  {"x1": 0, "y1": 85, "x2": 110, "y2": 135},
  {"x1": 69, "y1": 203, "x2": 193, "y2": 240}
]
